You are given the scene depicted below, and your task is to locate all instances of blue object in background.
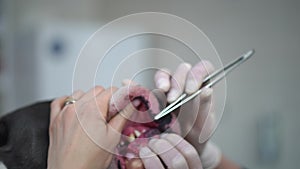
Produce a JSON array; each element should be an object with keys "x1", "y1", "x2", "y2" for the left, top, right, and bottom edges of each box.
[{"x1": 50, "y1": 37, "x2": 66, "y2": 58}]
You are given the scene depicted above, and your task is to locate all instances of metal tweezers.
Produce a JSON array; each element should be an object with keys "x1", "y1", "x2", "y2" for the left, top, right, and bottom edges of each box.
[{"x1": 154, "y1": 49, "x2": 255, "y2": 120}]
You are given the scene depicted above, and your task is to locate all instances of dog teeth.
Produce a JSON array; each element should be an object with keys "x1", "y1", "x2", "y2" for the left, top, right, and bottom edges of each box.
[
  {"x1": 134, "y1": 130, "x2": 141, "y2": 137},
  {"x1": 127, "y1": 133, "x2": 135, "y2": 142}
]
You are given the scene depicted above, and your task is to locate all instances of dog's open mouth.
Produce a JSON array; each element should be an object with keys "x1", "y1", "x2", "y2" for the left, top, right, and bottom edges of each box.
[{"x1": 108, "y1": 85, "x2": 180, "y2": 169}]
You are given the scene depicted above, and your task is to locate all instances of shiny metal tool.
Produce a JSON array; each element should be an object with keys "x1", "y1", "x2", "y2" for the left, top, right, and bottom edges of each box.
[{"x1": 154, "y1": 49, "x2": 255, "y2": 120}]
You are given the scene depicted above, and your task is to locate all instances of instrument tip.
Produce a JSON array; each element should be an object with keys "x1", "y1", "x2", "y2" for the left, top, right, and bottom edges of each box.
[{"x1": 242, "y1": 49, "x2": 255, "y2": 60}]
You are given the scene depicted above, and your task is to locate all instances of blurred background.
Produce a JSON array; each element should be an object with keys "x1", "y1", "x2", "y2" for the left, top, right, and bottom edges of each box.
[{"x1": 0, "y1": 0, "x2": 299, "y2": 168}]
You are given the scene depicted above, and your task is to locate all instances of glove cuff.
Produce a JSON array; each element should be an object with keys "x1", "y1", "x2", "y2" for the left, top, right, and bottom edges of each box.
[{"x1": 200, "y1": 141, "x2": 222, "y2": 169}]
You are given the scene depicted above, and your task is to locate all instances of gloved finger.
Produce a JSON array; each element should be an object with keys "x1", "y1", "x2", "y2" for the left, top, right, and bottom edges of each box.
[
  {"x1": 185, "y1": 60, "x2": 214, "y2": 94},
  {"x1": 148, "y1": 138, "x2": 189, "y2": 169},
  {"x1": 151, "y1": 89, "x2": 167, "y2": 111},
  {"x1": 199, "y1": 87, "x2": 213, "y2": 104},
  {"x1": 198, "y1": 88, "x2": 215, "y2": 143},
  {"x1": 139, "y1": 146, "x2": 165, "y2": 169},
  {"x1": 122, "y1": 79, "x2": 139, "y2": 86},
  {"x1": 154, "y1": 68, "x2": 171, "y2": 92},
  {"x1": 161, "y1": 133, "x2": 202, "y2": 169},
  {"x1": 168, "y1": 63, "x2": 191, "y2": 102},
  {"x1": 200, "y1": 142, "x2": 222, "y2": 169}
]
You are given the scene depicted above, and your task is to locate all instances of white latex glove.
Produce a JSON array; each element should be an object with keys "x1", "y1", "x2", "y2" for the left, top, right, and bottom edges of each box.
[
  {"x1": 154, "y1": 61, "x2": 221, "y2": 169},
  {"x1": 139, "y1": 133, "x2": 202, "y2": 169}
]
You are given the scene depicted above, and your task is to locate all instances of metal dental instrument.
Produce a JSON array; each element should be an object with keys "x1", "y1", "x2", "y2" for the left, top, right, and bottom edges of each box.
[{"x1": 154, "y1": 49, "x2": 255, "y2": 120}]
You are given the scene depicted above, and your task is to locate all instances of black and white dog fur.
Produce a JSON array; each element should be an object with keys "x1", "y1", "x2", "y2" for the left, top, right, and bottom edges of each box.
[{"x1": 0, "y1": 101, "x2": 51, "y2": 169}]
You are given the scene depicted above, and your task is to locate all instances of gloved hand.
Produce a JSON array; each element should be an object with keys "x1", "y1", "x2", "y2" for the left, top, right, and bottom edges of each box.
[
  {"x1": 154, "y1": 61, "x2": 221, "y2": 169},
  {"x1": 139, "y1": 133, "x2": 203, "y2": 169}
]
